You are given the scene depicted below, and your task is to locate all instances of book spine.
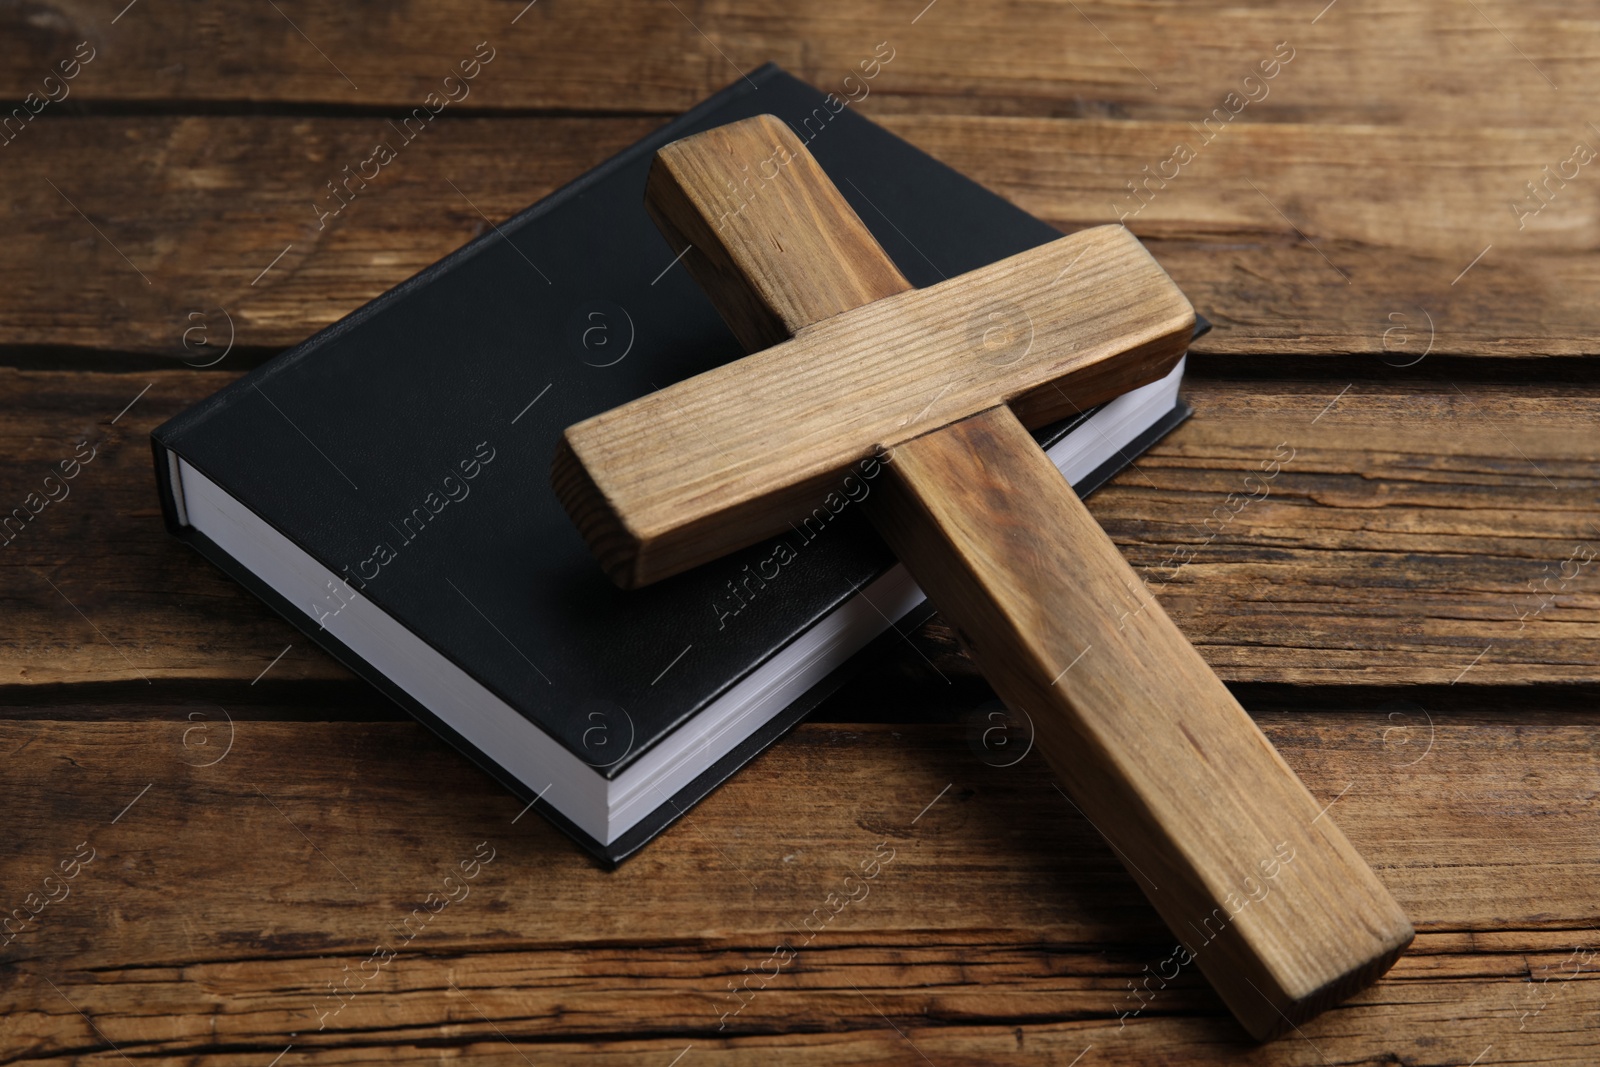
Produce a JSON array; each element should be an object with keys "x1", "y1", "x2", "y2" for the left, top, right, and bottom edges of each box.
[{"x1": 148, "y1": 437, "x2": 187, "y2": 535}]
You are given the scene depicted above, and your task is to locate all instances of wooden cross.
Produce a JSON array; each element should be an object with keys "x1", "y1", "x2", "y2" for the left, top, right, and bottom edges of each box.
[{"x1": 553, "y1": 114, "x2": 1412, "y2": 1038}]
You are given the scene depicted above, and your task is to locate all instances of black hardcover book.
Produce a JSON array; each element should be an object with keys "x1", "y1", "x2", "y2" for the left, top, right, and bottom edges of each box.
[{"x1": 151, "y1": 65, "x2": 1200, "y2": 864}]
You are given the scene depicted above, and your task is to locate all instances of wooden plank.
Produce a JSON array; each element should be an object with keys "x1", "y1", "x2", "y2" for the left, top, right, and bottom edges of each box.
[
  {"x1": 612, "y1": 116, "x2": 1399, "y2": 1036},
  {"x1": 892, "y1": 116, "x2": 1600, "y2": 357},
  {"x1": 1, "y1": 115, "x2": 1597, "y2": 357},
  {"x1": 559, "y1": 225, "x2": 1191, "y2": 586},
  {"x1": 876, "y1": 406, "x2": 1411, "y2": 1038},
  {"x1": 0, "y1": 715, "x2": 1594, "y2": 1062},
  {"x1": 0, "y1": 116, "x2": 655, "y2": 355},
  {"x1": 1105, "y1": 379, "x2": 1600, "y2": 685},
  {"x1": 2, "y1": 369, "x2": 1595, "y2": 688},
  {"x1": 0, "y1": 0, "x2": 1593, "y2": 127}
]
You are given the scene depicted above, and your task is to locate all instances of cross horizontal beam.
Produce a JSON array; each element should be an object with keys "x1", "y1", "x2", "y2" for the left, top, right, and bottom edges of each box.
[{"x1": 555, "y1": 224, "x2": 1193, "y2": 588}]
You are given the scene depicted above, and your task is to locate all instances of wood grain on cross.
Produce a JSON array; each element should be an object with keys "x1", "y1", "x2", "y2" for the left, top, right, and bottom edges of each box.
[{"x1": 552, "y1": 114, "x2": 1412, "y2": 1039}]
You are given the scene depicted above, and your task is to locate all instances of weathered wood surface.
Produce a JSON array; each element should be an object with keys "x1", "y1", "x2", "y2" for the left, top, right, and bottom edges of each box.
[
  {"x1": 3, "y1": 115, "x2": 1600, "y2": 356},
  {"x1": 4, "y1": 1, "x2": 1599, "y2": 1061},
  {"x1": 3, "y1": 369, "x2": 1594, "y2": 689},
  {"x1": 0, "y1": 0, "x2": 1593, "y2": 129},
  {"x1": 0, "y1": 714, "x2": 1596, "y2": 1065}
]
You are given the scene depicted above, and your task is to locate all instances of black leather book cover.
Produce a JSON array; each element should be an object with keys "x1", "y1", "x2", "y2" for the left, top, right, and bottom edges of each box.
[{"x1": 151, "y1": 65, "x2": 1194, "y2": 864}]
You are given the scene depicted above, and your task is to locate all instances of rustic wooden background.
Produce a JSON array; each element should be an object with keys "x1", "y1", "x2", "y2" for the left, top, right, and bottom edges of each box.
[{"x1": 3, "y1": 1, "x2": 1598, "y2": 1063}]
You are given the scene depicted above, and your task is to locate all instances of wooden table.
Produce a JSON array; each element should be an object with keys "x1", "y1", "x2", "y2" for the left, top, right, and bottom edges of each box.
[{"x1": 3, "y1": 2, "x2": 1597, "y2": 1063}]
